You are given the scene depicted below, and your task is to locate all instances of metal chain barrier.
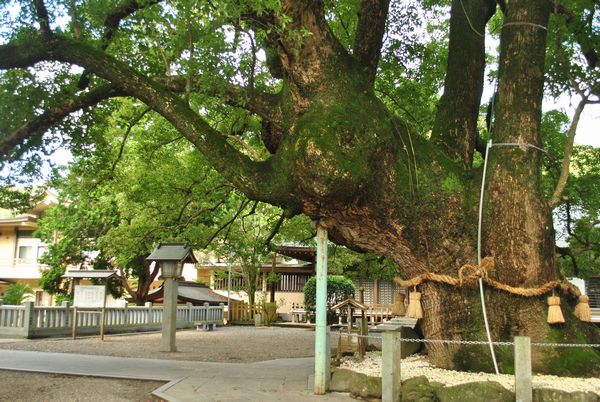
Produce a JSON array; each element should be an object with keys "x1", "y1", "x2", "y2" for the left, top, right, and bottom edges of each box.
[{"x1": 334, "y1": 331, "x2": 600, "y2": 348}]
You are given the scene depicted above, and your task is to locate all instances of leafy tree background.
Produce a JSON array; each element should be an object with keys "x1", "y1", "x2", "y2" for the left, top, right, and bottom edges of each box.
[{"x1": 1, "y1": 0, "x2": 599, "y2": 372}]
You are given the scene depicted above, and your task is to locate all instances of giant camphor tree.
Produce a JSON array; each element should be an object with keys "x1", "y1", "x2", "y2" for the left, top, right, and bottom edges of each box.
[{"x1": 0, "y1": 0, "x2": 599, "y2": 374}]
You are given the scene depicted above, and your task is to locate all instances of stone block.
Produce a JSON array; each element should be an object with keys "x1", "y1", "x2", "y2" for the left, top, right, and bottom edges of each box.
[{"x1": 436, "y1": 381, "x2": 513, "y2": 402}]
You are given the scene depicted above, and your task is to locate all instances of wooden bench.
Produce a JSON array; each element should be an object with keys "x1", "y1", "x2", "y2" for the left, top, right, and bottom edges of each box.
[{"x1": 194, "y1": 316, "x2": 223, "y2": 331}]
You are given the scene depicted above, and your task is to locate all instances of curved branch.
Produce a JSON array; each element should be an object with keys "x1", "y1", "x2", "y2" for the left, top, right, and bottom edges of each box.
[
  {"x1": 157, "y1": 76, "x2": 282, "y2": 127},
  {"x1": 78, "y1": 0, "x2": 162, "y2": 89},
  {"x1": 223, "y1": 132, "x2": 261, "y2": 160},
  {"x1": 33, "y1": 0, "x2": 51, "y2": 36},
  {"x1": 549, "y1": 95, "x2": 588, "y2": 208},
  {"x1": 0, "y1": 34, "x2": 292, "y2": 206},
  {"x1": 111, "y1": 107, "x2": 151, "y2": 173},
  {"x1": 0, "y1": 84, "x2": 123, "y2": 158},
  {"x1": 204, "y1": 198, "x2": 250, "y2": 247},
  {"x1": 353, "y1": 0, "x2": 391, "y2": 85},
  {"x1": 264, "y1": 213, "x2": 286, "y2": 250},
  {"x1": 102, "y1": 0, "x2": 161, "y2": 46}
]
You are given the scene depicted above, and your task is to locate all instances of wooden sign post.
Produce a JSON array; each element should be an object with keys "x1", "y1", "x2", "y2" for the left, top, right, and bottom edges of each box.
[{"x1": 73, "y1": 284, "x2": 107, "y2": 341}]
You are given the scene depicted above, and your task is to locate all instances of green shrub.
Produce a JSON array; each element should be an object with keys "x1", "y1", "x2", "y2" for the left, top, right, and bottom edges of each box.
[
  {"x1": 3, "y1": 283, "x2": 34, "y2": 305},
  {"x1": 54, "y1": 294, "x2": 73, "y2": 306},
  {"x1": 303, "y1": 275, "x2": 355, "y2": 308}
]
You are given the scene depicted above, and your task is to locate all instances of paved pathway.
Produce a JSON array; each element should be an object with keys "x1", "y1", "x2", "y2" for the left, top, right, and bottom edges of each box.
[{"x1": 0, "y1": 350, "x2": 352, "y2": 401}]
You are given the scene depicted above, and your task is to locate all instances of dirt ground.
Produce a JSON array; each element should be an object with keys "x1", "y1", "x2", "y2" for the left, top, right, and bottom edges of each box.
[
  {"x1": 0, "y1": 370, "x2": 165, "y2": 402},
  {"x1": 0, "y1": 326, "x2": 318, "y2": 401}
]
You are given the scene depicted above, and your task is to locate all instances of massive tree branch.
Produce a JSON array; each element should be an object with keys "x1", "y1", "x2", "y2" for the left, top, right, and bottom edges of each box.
[
  {"x1": 431, "y1": 0, "x2": 496, "y2": 168},
  {"x1": 0, "y1": 84, "x2": 123, "y2": 158},
  {"x1": 353, "y1": 0, "x2": 391, "y2": 85},
  {"x1": 0, "y1": 35, "x2": 293, "y2": 207},
  {"x1": 276, "y1": 0, "x2": 353, "y2": 109},
  {"x1": 158, "y1": 75, "x2": 285, "y2": 152}
]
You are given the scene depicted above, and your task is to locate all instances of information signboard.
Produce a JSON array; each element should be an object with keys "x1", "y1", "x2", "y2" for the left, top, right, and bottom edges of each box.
[{"x1": 74, "y1": 285, "x2": 106, "y2": 308}]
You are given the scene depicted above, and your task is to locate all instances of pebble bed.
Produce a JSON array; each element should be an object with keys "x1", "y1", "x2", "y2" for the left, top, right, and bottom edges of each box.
[{"x1": 340, "y1": 352, "x2": 600, "y2": 394}]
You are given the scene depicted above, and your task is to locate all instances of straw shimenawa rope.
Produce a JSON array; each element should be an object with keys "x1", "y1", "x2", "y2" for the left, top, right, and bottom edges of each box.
[{"x1": 394, "y1": 256, "x2": 580, "y2": 298}]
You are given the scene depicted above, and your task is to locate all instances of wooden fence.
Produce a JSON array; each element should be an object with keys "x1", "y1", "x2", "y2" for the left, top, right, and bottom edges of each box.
[
  {"x1": 363, "y1": 304, "x2": 394, "y2": 324},
  {"x1": 0, "y1": 301, "x2": 224, "y2": 338},
  {"x1": 229, "y1": 301, "x2": 265, "y2": 324}
]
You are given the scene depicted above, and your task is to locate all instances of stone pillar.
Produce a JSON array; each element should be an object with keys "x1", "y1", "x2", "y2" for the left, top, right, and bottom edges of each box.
[
  {"x1": 382, "y1": 331, "x2": 401, "y2": 402},
  {"x1": 187, "y1": 302, "x2": 194, "y2": 325},
  {"x1": 254, "y1": 312, "x2": 262, "y2": 327},
  {"x1": 61, "y1": 301, "x2": 71, "y2": 327},
  {"x1": 218, "y1": 303, "x2": 225, "y2": 324},
  {"x1": 22, "y1": 301, "x2": 34, "y2": 338},
  {"x1": 514, "y1": 336, "x2": 532, "y2": 402},
  {"x1": 161, "y1": 277, "x2": 178, "y2": 352},
  {"x1": 145, "y1": 302, "x2": 153, "y2": 324}
]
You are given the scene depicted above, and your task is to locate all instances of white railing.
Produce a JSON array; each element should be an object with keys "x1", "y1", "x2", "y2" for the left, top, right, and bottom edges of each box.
[
  {"x1": 0, "y1": 305, "x2": 25, "y2": 327},
  {"x1": 0, "y1": 301, "x2": 224, "y2": 338},
  {"x1": 591, "y1": 308, "x2": 600, "y2": 323}
]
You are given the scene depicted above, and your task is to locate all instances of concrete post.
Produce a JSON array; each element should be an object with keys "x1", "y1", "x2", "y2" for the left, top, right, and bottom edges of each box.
[
  {"x1": 187, "y1": 302, "x2": 194, "y2": 324},
  {"x1": 202, "y1": 302, "x2": 210, "y2": 321},
  {"x1": 314, "y1": 224, "x2": 329, "y2": 394},
  {"x1": 145, "y1": 302, "x2": 153, "y2": 324},
  {"x1": 61, "y1": 301, "x2": 71, "y2": 327},
  {"x1": 514, "y1": 336, "x2": 532, "y2": 402},
  {"x1": 161, "y1": 277, "x2": 178, "y2": 352},
  {"x1": 22, "y1": 301, "x2": 34, "y2": 338},
  {"x1": 219, "y1": 303, "x2": 225, "y2": 324},
  {"x1": 382, "y1": 331, "x2": 402, "y2": 402}
]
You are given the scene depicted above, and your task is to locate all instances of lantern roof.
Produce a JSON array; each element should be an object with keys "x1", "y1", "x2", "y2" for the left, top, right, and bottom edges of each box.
[{"x1": 146, "y1": 243, "x2": 197, "y2": 264}]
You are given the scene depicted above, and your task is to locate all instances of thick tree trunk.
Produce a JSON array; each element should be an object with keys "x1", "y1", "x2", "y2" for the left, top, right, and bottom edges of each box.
[
  {"x1": 266, "y1": 0, "x2": 600, "y2": 375},
  {"x1": 416, "y1": 0, "x2": 599, "y2": 374}
]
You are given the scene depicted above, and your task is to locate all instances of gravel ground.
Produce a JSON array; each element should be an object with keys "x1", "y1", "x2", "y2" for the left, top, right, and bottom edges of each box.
[
  {"x1": 340, "y1": 351, "x2": 600, "y2": 394},
  {"x1": 0, "y1": 326, "x2": 321, "y2": 363}
]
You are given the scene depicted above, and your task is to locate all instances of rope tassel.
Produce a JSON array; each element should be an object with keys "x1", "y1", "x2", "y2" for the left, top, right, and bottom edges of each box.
[
  {"x1": 574, "y1": 295, "x2": 592, "y2": 323},
  {"x1": 547, "y1": 295, "x2": 565, "y2": 324},
  {"x1": 406, "y1": 288, "x2": 423, "y2": 319}
]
